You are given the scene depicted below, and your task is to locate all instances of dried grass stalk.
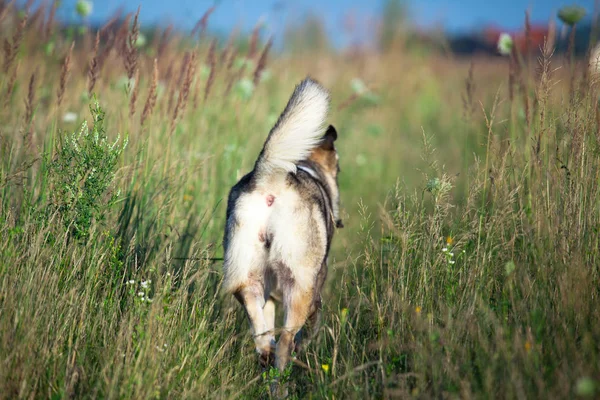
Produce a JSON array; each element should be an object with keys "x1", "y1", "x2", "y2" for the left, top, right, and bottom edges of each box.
[
  {"x1": 129, "y1": 68, "x2": 140, "y2": 118},
  {"x1": 88, "y1": 31, "x2": 100, "y2": 94},
  {"x1": 204, "y1": 39, "x2": 217, "y2": 102},
  {"x1": 3, "y1": 10, "x2": 28, "y2": 73},
  {"x1": 124, "y1": 7, "x2": 140, "y2": 80},
  {"x1": 115, "y1": 14, "x2": 131, "y2": 58},
  {"x1": 220, "y1": 28, "x2": 239, "y2": 65},
  {"x1": 57, "y1": 42, "x2": 74, "y2": 108},
  {"x1": 226, "y1": 47, "x2": 238, "y2": 72},
  {"x1": 191, "y1": 6, "x2": 215, "y2": 38},
  {"x1": 25, "y1": 69, "x2": 37, "y2": 124},
  {"x1": 44, "y1": 0, "x2": 57, "y2": 40},
  {"x1": 0, "y1": 0, "x2": 16, "y2": 24},
  {"x1": 224, "y1": 48, "x2": 243, "y2": 97},
  {"x1": 535, "y1": 37, "x2": 554, "y2": 156},
  {"x1": 141, "y1": 58, "x2": 158, "y2": 126},
  {"x1": 545, "y1": 18, "x2": 556, "y2": 58},
  {"x1": 247, "y1": 24, "x2": 260, "y2": 59},
  {"x1": 253, "y1": 37, "x2": 272, "y2": 86},
  {"x1": 170, "y1": 52, "x2": 196, "y2": 135},
  {"x1": 462, "y1": 61, "x2": 475, "y2": 121},
  {"x1": 24, "y1": 71, "x2": 37, "y2": 149},
  {"x1": 158, "y1": 25, "x2": 172, "y2": 59},
  {"x1": 176, "y1": 52, "x2": 191, "y2": 89},
  {"x1": 524, "y1": 10, "x2": 532, "y2": 60},
  {"x1": 337, "y1": 93, "x2": 359, "y2": 111},
  {"x1": 4, "y1": 60, "x2": 19, "y2": 107},
  {"x1": 30, "y1": 1, "x2": 46, "y2": 35}
]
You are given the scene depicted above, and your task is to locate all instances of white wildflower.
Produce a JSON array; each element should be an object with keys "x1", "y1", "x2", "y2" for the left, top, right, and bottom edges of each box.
[
  {"x1": 62, "y1": 112, "x2": 77, "y2": 123},
  {"x1": 497, "y1": 33, "x2": 513, "y2": 56},
  {"x1": 351, "y1": 78, "x2": 367, "y2": 95}
]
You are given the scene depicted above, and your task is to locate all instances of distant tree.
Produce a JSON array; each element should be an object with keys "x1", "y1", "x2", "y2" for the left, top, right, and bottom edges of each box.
[
  {"x1": 283, "y1": 13, "x2": 330, "y2": 53},
  {"x1": 379, "y1": 0, "x2": 408, "y2": 51}
]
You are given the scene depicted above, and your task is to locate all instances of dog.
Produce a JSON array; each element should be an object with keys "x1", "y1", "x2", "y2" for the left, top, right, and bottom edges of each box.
[{"x1": 222, "y1": 77, "x2": 342, "y2": 372}]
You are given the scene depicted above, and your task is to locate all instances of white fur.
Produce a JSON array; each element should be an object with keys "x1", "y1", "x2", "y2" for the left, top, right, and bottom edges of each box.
[
  {"x1": 256, "y1": 79, "x2": 330, "y2": 179},
  {"x1": 222, "y1": 183, "x2": 327, "y2": 294},
  {"x1": 297, "y1": 165, "x2": 319, "y2": 179},
  {"x1": 222, "y1": 191, "x2": 271, "y2": 293}
]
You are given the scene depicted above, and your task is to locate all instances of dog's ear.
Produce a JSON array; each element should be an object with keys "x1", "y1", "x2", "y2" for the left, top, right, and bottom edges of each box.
[{"x1": 319, "y1": 125, "x2": 337, "y2": 151}]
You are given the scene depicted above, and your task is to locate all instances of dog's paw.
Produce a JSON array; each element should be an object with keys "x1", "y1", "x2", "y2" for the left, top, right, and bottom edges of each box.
[
  {"x1": 259, "y1": 351, "x2": 273, "y2": 368},
  {"x1": 257, "y1": 346, "x2": 275, "y2": 369}
]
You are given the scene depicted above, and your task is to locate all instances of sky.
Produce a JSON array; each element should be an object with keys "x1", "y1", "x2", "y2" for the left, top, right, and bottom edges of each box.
[{"x1": 49, "y1": 0, "x2": 596, "y2": 47}]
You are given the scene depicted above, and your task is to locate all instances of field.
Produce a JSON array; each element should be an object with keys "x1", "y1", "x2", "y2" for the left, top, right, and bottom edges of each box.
[{"x1": 1, "y1": 3, "x2": 599, "y2": 399}]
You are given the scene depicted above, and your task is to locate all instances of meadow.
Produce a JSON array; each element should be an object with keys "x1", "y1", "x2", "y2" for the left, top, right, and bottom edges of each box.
[{"x1": 0, "y1": 3, "x2": 599, "y2": 399}]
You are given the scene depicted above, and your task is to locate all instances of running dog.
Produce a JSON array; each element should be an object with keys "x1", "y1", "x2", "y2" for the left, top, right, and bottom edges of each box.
[{"x1": 222, "y1": 77, "x2": 342, "y2": 372}]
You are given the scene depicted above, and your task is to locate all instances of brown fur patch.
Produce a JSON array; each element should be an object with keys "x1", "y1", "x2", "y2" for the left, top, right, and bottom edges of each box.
[
  {"x1": 290, "y1": 291, "x2": 313, "y2": 321},
  {"x1": 308, "y1": 125, "x2": 338, "y2": 175},
  {"x1": 309, "y1": 146, "x2": 337, "y2": 175},
  {"x1": 275, "y1": 261, "x2": 295, "y2": 290}
]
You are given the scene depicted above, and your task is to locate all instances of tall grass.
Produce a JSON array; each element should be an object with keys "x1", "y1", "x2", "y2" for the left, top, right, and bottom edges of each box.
[{"x1": 0, "y1": 3, "x2": 599, "y2": 398}]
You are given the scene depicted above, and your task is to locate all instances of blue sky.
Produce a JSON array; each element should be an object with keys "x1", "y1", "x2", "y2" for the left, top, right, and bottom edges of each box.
[
  {"x1": 413, "y1": 0, "x2": 594, "y2": 31},
  {"x1": 51, "y1": 0, "x2": 595, "y2": 46}
]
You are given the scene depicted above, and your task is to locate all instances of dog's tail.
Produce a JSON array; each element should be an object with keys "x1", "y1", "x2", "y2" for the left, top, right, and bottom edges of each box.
[{"x1": 254, "y1": 78, "x2": 330, "y2": 182}]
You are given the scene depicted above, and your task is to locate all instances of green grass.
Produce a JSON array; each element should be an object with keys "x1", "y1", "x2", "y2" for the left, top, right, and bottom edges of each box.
[{"x1": 1, "y1": 8, "x2": 599, "y2": 399}]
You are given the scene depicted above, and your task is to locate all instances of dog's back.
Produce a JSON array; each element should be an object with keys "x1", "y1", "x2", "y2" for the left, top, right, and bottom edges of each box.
[
  {"x1": 223, "y1": 78, "x2": 341, "y2": 373},
  {"x1": 224, "y1": 154, "x2": 336, "y2": 295}
]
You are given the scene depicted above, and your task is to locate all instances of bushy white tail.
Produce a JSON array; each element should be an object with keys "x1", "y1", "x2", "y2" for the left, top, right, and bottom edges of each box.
[{"x1": 254, "y1": 78, "x2": 330, "y2": 179}]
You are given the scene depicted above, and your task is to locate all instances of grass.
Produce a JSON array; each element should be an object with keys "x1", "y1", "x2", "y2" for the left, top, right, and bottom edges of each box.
[{"x1": 1, "y1": 4, "x2": 599, "y2": 399}]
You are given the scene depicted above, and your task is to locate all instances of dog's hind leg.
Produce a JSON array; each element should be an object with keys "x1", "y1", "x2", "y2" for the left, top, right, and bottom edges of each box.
[
  {"x1": 234, "y1": 284, "x2": 276, "y2": 367},
  {"x1": 275, "y1": 284, "x2": 315, "y2": 372},
  {"x1": 263, "y1": 296, "x2": 276, "y2": 334},
  {"x1": 294, "y1": 297, "x2": 322, "y2": 354},
  {"x1": 294, "y1": 261, "x2": 327, "y2": 354}
]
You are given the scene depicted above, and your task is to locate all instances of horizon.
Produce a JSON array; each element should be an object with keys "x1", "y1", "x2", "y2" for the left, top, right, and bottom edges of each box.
[{"x1": 19, "y1": 0, "x2": 597, "y2": 48}]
